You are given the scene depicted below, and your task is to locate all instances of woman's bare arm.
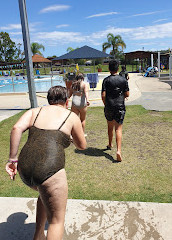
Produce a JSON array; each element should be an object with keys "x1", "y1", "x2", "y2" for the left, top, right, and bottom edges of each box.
[
  {"x1": 101, "y1": 91, "x2": 106, "y2": 105},
  {"x1": 9, "y1": 109, "x2": 33, "y2": 159},
  {"x1": 6, "y1": 109, "x2": 33, "y2": 180},
  {"x1": 67, "y1": 87, "x2": 73, "y2": 99},
  {"x1": 124, "y1": 91, "x2": 129, "y2": 98},
  {"x1": 84, "y1": 82, "x2": 90, "y2": 106}
]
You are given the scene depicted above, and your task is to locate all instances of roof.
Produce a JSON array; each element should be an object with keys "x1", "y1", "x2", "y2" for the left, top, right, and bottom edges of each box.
[
  {"x1": 53, "y1": 45, "x2": 110, "y2": 60},
  {"x1": 125, "y1": 51, "x2": 158, "y2": 60},
  {"x1": 22, "y1": 54, "x2": 52, "y2": 63}
]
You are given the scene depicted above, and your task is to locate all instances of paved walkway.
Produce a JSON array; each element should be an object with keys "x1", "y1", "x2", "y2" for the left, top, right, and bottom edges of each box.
[
  {"x1": 1, "y1": 73, "x2": 172, "y2": 122},
  {"x1": 1, "y1": 73, "x2": 172, "y2": 239},
  {"x1": 126, "y1": 73, "x2": 172, "y2": 111},
  {"x1": 0, "y1": 197, "x2": 171, "y2": 240}
]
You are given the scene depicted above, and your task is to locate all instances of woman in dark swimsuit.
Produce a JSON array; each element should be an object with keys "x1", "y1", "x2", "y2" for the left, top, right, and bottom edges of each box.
[{"x1": 5, "y1": 86, "x2": 86, "y2": 240}]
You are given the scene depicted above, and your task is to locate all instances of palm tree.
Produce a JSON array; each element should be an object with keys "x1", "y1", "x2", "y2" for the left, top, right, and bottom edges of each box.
[
  {"x1": 67, "y1": 47, "x2": 79, "y2": 53},
  {"x1": 67, "y1": 47, "x2": 75, "y2": 52},
  {"x1": 102, "y1": 33, "x2": 126, "y2": 58},
  {"x1": 31, "y1": 42, "x2": 45, "y2": 56}
]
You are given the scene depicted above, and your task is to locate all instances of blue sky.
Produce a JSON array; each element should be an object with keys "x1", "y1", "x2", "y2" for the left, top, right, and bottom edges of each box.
[{"x1": 1, "y1": 0, "x2": 172, "y2": 57}]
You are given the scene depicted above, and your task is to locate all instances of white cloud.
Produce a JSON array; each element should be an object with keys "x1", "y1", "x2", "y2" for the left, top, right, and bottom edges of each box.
[
  {"x1": 86, "y1": 12, "x2": 118, "y2": 19},
  {"x1": 0, "y1": 22, "x2": 41, "y2": 32},
  {"x1": 33, "y1": 31, "x2": 87, "y2": 44},
  {"x1": 153, "y1": 19, "x2": 167, "y2": 23},
  {"x1": 56, "y1": 24, "x2": 69, "y2": 29},
  {"x1": 11, "y1": 38, "x2": 23, "y2": 45},
  {"x1": 131, "y1": 22, "x2": 172, "y2": 40},
  {"x1": 28, "y1": 21, "x2": 172, "y2": 50},
  {"x1": 6, "y1": 21, "x2": 171, "y2": 53},
  {"x1": 90, "y1": 22, "x2": 172, "y2": 41},
  {"x1": 131, "y1": 10, "x2": 165, "y2": 17},
  {"x1": 135, "y1": 42, "x2": 157, "y2": 46},
  {"x1": 9, "y1": 32, "x2": 22, "y2": 36},
  {"x1": 29, "y1": 22, "x2": 42, "y2": 31},
  {"x1": 40, "y1": 5, "x2": 70, "y2": 14},
  {"x1": 0, "y1": 24, "x2": 21, "y2": 30}
]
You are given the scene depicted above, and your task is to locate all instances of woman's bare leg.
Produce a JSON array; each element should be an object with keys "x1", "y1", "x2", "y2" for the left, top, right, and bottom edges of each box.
[
  {"x1": 38, "y1": 169, "x2": 68, "y2": 240},
  {"x1": 107, "y1": 120, "x2": 123, "y2": 161},
  {"x1": 33, "y1": 197, "x2": 47, "y2": 240},
  {"x1": 107, "y1": 120, "x2": 114, "y2": 148},
  {"x1": 79, "y1": 107, "x2": 87, "y2": 133},
  {"x1": 71, "y1": 105, "x2": 80, "y2": 116},
  {"x1": 114, "y1": 121, "x2": 123, "y2": 161}
]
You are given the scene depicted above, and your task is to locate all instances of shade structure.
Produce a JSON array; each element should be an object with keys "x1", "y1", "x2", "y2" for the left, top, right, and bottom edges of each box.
[
  {"x1": 22, "y1": 54, "x2": 52, "y2": 63},
  {"x1": 53, "y1": 45, "x2": 110, "y2": 60}
]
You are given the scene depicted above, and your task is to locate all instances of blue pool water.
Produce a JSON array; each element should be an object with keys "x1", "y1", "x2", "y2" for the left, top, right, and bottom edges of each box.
[{"x1": 0, "y1": 75, "x2": 65, "y2": 93}]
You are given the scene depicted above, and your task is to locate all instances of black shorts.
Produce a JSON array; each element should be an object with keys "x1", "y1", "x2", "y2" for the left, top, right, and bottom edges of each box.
[{"x1": 104, "y1": 106, "x2": 126, "y2": 124}]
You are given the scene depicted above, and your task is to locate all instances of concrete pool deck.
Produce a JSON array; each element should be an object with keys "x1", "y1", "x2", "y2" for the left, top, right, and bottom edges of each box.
[
  {"x1": 1, "y1": 73, "x2": 172, "y2": 122},
  {"x1": 0, "y1": 73, "x2": 172, "y2": 239}
]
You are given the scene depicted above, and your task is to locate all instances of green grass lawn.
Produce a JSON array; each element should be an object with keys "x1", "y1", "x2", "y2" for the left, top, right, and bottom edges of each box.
[
  {"x1": 0, "y1": 105, "x2": 172, "y2": 203},
  {"x1": 9, "y1": 64, "x2": 171, "y2": 76}
]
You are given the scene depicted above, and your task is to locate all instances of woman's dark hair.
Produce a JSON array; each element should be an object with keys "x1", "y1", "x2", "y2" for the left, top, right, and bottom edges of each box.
[
  {"x1": 72, "y1": 73, "x2": 84, "y2": 91},
  {"x1": 47, "y1": 85, "x2": 67, "y2": 105},
  {"x1": 109, "y1": 60, "x2": 119, "y2": 72}
]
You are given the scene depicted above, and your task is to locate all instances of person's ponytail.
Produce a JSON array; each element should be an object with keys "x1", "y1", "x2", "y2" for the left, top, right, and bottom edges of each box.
[{"x1": 72, "y1": 73, "x2": 84, "y2": 91}]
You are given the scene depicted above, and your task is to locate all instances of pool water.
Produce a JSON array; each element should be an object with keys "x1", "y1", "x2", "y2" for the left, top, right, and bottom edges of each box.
[{"x1": 0, "y1": 75, "x2": 65, "y2": 93}]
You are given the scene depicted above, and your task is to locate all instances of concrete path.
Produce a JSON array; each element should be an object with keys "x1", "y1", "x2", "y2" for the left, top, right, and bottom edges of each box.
[
  {"x1": 1, "y1": 72, "x2": 172, "y2": 122},
  {"x1": 0, "y1": 197, "x2": 172, "y2": 240},
  {"x1": 1, "y1": 73, "x2": 172, "y2": 239},
  {"x1": 127, "y1": 74, "x2": 172, "y2": 111}
]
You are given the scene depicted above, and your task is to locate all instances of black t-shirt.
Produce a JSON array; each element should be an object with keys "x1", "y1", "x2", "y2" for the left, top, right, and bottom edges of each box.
[{"x1": 102, "y1": 74, "x2": 129, "y2": 108}]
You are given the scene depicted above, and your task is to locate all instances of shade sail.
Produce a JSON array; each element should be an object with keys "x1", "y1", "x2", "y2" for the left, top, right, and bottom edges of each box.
[{"x1": 53, "y1": 45, "x2": 110, "y2": 60}]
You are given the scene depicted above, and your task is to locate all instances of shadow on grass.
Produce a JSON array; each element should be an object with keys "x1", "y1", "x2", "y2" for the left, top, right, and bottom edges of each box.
[{"x1": 75, "y1": 147, "x2": 120, "y2": 163}]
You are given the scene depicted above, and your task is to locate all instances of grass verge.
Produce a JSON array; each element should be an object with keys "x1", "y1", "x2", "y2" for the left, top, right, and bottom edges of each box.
[{"x1": 0, "y1": 106, "x2": 172, "y2": 203}]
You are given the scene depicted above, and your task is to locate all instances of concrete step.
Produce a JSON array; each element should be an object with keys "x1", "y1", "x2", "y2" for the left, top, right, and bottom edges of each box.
[{"x1": 0, "y1": 197, "x2": 172, "y2": 239}]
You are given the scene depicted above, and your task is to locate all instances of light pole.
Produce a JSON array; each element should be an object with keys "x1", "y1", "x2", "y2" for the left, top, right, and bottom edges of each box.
[
  {"x1": 169, "y1": 49, "x2": 172, "y2": 80},
  {"x1": 0, "y1": 36, "x2": 3, "y2": 61},
  {"x1": 158, "y1": 52, "x2": 160, "y2": 78},
  {"x1": 18, "y1": 0, "x2": 37, "y2": 108},
  {"x1": 151, "y1": 54, "x2": 154, "y2": 68},
  {"x1": 0, "y1": 37, "x2": 3, "y2": 72}
]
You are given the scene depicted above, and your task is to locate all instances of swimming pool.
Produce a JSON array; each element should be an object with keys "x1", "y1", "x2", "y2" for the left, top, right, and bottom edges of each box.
[{"x1": 0, "y1": 75, "x2": 65, "y2": 93}]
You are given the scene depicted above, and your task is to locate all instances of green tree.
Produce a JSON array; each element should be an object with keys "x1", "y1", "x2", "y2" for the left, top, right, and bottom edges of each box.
[
  {"x1": 47, "y1": 55, "x2": 57, "y2": 58},
  {"x1": 0, "y1": 32, "x2": 16, "y2": 62},
  {"x1": 31, "y1": 42, "x2": 45, "y2": 56},
  {"x1": 15, "y1": 43, "x2": 22, "y2": 61},
  {"x1": 102, "y1": 33, "x2": 126, "y2": 59},
  {"x1": 67, "y1": 47, "x2": 75, "y2": 52}
]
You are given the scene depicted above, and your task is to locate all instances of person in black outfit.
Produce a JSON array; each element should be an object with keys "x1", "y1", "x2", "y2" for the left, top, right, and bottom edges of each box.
[
  {"x1": 119, "y1": 65, "x2": 129, "y2": 80},
  {"x1": 101, "y1": 60, "x2": 129, "y2": 162}
]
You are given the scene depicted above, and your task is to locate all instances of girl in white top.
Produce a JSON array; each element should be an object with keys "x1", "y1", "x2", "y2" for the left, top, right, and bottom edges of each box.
[{"x1": 68, "y1": 73, "x2": 90, "y2": 134}]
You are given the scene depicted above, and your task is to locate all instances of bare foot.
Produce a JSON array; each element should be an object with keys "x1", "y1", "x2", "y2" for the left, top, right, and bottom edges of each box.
[
  {"x1": 116, "y1": 152, "x2": 122, "y2": 162},
  {"x1": 107, "y1": 145, "x2": 113, "y2": 150},
  {"x1": 33, "y1": 233, "x2": 46, "y2": 240}
]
